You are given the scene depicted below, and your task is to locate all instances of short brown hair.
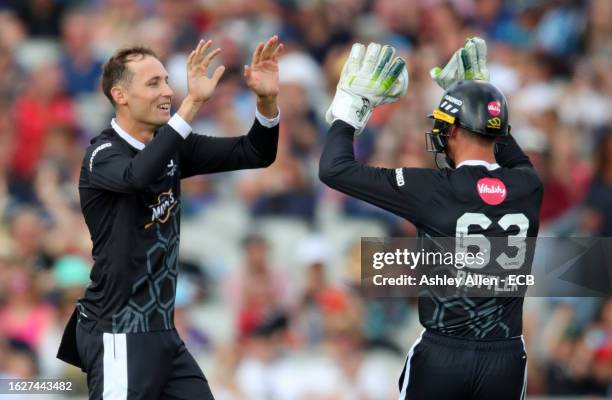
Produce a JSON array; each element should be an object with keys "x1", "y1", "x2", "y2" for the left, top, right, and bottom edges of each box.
[{"x1": 101, "y1": 46, "x2": 159, "y2": 106}]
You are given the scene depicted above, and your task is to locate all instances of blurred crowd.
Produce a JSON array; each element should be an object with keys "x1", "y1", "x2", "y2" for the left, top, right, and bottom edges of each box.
[{"x1": 0, "y1": 0, "x2": 611, "y2": 398}]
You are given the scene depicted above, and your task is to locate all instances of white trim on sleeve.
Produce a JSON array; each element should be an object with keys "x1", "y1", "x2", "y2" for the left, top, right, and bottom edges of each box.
[
  {"x1": 255, "y1": 108, "x2": 280, "y2": 128},
  {"x1": 167, "y1": 113, "x2": 192, "y2": 139}
]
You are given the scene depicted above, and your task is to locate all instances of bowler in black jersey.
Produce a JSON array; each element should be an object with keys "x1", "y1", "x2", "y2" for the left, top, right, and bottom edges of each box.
[{"x1": 57, "y1": 36, "x2": 283, "y2": 399}]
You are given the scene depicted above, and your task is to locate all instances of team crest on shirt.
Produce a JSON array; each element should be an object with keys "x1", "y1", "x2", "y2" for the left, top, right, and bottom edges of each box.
[
  {"x1": 166, "y1": 159, "x2": 177, "y2": 176},
  {"x1": 477, "y1": 178, "x2": 507, "y2": 205},
  {"x1": 145, "y1": 189, "x2": 177, "y2": 228}
]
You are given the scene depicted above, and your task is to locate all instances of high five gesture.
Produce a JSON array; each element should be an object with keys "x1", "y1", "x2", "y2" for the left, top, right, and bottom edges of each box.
[
  {"x1": 245, "y1": 35, "x2": 283, "y2": 118},
  {"x1": 179, "y1": 36, "x2": 283, "y2": 122},
  {"x1": 185, "y1": 39, "x2": 226, "y2": 104}
]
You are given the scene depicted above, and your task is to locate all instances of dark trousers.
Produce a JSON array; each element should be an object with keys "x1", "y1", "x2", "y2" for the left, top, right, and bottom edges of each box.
[
  {"x1": 399, "y1": 330, "x2": 527, "y2": 400},
  {"x1": 76, "y1": 321, "x2": 214, "y2": 400}
]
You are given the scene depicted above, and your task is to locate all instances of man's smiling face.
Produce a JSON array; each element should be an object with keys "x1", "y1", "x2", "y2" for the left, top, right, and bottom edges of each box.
[{"x1": 116, "y1": 55, "x2": 174, "y2": 129}]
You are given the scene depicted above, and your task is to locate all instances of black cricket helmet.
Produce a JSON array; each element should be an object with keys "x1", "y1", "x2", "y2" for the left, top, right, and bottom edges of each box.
[{"x1": 426, "y1": 80, "x2": 510, "y2": 154}]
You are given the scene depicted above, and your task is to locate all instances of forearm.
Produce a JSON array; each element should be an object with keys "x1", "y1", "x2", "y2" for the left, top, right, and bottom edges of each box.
[
  {"x1": 495, "y1": 134, "x2": 533, "y2": 169},
  {"x1": 176, "y1": 95, "x2": 204, "y2": 125},
  {"x1": 245, "y1": 116, "x2": 279, "y2": 166},
  {"x1": 178, "y1": 116, "x2": 279, "y2": 177},
  {"x1": 319, "y1": 120, "x2": 437, "y2": 225},
  {"x1": 319, "y1": 120, "x2": 358, "y2": 184},
  {"x1": 256, "y1": 95, "x2": 279, "y2": 119}
]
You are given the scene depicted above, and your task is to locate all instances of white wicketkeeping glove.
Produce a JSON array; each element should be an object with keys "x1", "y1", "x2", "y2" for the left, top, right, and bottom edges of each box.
[
  {"x1": 326, "y1": 42, "x2": 408, "y2": 135},
  {"x1": 430, "y1": 37, "x2": 489, "y2": 90}
]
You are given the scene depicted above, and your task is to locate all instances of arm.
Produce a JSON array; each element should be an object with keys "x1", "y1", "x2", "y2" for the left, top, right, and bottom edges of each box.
[
  {"x1": 179, "y1": 114, "x2": 279, "y2": 178},
  {"x1": 319, "y1": 120, "x2": 436, "y2": 224},
  {"x1": 88, "y1": 122, "x2": 186, "y2": 192},
  {"x1": 495, "y1": 134, "x2": 533, "y2": 169}
]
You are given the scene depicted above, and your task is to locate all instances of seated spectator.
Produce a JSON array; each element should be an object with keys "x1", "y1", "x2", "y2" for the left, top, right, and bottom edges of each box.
[
  {"x1": 582, "y1": 129, "x2": 612, "y2": 236},
  {"x1": 59, "y1": 9, "x2": 103, "y2": 96},
  {"x1": 224, "y1": 235, "x2": 294, "y2": 338},
  {"x1": 0, "y1": 262, "x2": 54, "y2": 350}
]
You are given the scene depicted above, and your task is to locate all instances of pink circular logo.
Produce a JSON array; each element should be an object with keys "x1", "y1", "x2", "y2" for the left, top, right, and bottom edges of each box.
[
  {"x1": 477, "y1": 178, "x2": 507, "y2": 205},
  {"x1": 487, "y1": 101, "x2": 501, "y2": 116}
]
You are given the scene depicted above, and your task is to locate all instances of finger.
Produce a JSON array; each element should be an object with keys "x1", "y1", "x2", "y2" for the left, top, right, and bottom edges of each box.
[
  {"x1": 455, "y1": 50, "x2": 465, "y2": 80},
  {"x1": 202, "y1": 48, "x2": 221, "y2": 71},
  {"x1": 360, "y1": 42, "x2": 381, "y2": 75},
  {"x1": 472, "y1": 37, "x2": 488, "y2": 78},
  {"x1": 211, "y1": 65, "x2": 225, "y2": 85},
  {"x1": 271, "y1": 43, "x2": 284, "y2": 63},
  {"x1": 373, "y1": 45, "x2": 395, "y2": 81},
  {"x1": 192, "y1": 40, "x2": 203, "y2": 65},
  {"x1": 244, "y1": 64, "x2": 250, "y2": 80},
  {"x1": 460, "y1": 47, "x2": 474, "y2": 80},
  {"x1": 259, "y1": 38, "x2": 273, "y2": 62},
  {"x1": 467, "y1": 37, "x2": 486, "y2": 79},
  {"x1": 194, "y1": 39, "x2": 204, "y2": 55},
  {"x1": 464, "y1": 39, "x2": 478, "y2": 79},
  {"x1": 381, "y1": 57, "x2": 406, "y2": 92},
  {"x1": 393, "y1": 66, "x2": 409, "y2": 97},
  {"x1": 381, "y1": 65, "x2": 408, "y2": 103},
  {"x1": 261, "y1": 36, "x2": 278, "y2": 61},
  {"x1": 187, "y1": 49, "x2": 196, "y2": 67},
  {"x1": 345, "y1": 43, "x2": 365, "y2": 76},
  {"x1": 437, "y1": 49, "x2": 459, "y2": 80},
  {"x1": 196, "y1": 40, "x2": 212, "y2": 64},
  {"x1": 189, "y1": 41, "x2": 203, "y2": 66},
  {"x1": 252, "y1": 42, "x2": 264, "y2": 65}
]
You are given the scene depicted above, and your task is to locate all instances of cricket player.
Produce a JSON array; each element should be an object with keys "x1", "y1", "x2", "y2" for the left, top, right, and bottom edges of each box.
[
  {"x1": 319, "y1": 38, "x2": 542, "y2": 399},
  {"x1": 57, "y1": 36, "x2": 283, "y2": 399}
]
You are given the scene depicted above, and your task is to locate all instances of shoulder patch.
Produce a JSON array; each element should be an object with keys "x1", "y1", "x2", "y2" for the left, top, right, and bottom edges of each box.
[
  {"x1": 89, "y1": 142, "x2": 112, "y2": 172},
  {"x1": 395, "y1": 168, "x2": 405, "y2": 187}
]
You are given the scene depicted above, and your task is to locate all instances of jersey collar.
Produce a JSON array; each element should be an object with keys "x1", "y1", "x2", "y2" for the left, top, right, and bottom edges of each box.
[
  {"x1": 111, "y1": 118, "x2": 146, "y2": 151},
  {"x1": 455, "y1": 160, "x2": 500, "y2": 171}
]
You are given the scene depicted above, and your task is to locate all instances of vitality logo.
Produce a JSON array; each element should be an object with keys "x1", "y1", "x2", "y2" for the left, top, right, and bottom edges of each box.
[
  {"x1": 477, "y1": 178, "x2": 507, "y2": 205},
  {"x1": 487, "y1": 101, "x2": 501, "y2": 116}
]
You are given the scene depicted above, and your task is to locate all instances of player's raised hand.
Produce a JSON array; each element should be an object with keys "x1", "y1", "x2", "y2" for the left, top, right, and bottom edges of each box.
[
  {"x1": 185, "y1": 39, "x2": 226, "y2": 103},
  {"x1": 244, "y1": 36, "x2": 284, "y2": 100},
  {"x1": 430, "y1": 37, "x2": 489, "y2": 90},
  {"x1": 325, "y1": 42, "x2": 408, "y2": 135}
]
